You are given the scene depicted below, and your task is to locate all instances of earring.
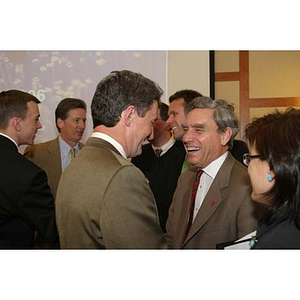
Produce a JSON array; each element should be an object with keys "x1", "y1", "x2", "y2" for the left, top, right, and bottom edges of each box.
[{"x1": 267, "y1": 174, "x2": 273, "y2": 182}]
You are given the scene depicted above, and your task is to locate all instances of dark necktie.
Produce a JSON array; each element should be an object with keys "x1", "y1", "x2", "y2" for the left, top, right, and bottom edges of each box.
[
  {"x1": 183, "y1": 169, "x2": 203, "y2": 242},
  {"x1": 155, "y1": 148, "x2": 162, "y2": 157}
]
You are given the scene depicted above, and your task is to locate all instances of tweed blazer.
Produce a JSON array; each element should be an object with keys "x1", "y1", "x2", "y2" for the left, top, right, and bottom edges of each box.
[
  {"x1": 24, "y1": 137, "x2": 84, "y2": 198},
  {"x1": 166, "y1": 152, "x2": 258, "y2": 249},
  {"x1": 55, "y1": 137, "x2": 167, "y2": 249}
]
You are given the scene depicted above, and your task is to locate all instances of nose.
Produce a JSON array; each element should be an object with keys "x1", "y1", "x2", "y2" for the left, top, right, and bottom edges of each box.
[
  {"x1": 182, "y1": 129, "x2": 192, "y2": 143},
  {"x1": 78, "y1": 120, "x2": 86, "y2": 129},
  {"x1": 165, "y1": 116, "x2": 173, "y2": 130},
  {"x1": 37, "y1": 120, "x2": 42, "y2": 129}
]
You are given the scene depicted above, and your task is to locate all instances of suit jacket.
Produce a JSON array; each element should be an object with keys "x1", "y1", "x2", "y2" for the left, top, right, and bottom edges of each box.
[
  {"x1": 166, "y1": 152, "x2": 258, "y2": 249},
  {"x1": 24, "y1": 137, "x2": 84, "y2": 198},
  {"x1": 131, "y1": 140, "x2": 186, "y2": 232},
  {"x1": 55, "y1": 137, "x2": 167, "y2": 249},
  {"x1": 252, "y1": 218, "x2": 300, "y2": 249},
  {"x1": 0, "y1": 135, "x2": 59, "y2": 249}
]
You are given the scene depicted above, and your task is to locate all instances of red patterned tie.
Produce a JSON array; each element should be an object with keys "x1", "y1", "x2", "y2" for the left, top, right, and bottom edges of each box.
[{"x1": 183, "y1": 169, "x2": 203, "y2": 242}]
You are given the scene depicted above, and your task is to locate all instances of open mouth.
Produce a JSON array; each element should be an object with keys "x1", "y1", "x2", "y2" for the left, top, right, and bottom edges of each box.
[{"x1": 186, "y1": 146, "x2": 200, "y2": 153}]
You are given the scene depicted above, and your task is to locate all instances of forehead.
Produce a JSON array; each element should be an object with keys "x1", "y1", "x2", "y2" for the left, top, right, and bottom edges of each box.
[
  {"x1": 26, "y1": 101, "x2": 39, "y2": 116},
  {"x1": 186, "y1": 108, "x2": 215, "y2": 125},
  {"x1": 66, "y1": 108, "x2": 86, "y2": 117},
  {"x1": 148, "y1": 101, "x2": 158, "y2": 116},
  {"x1": 169, "y1": 98, "x2": 185, "y2": 111}
]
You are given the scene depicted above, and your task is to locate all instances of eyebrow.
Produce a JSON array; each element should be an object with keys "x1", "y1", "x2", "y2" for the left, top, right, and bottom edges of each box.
[{"x1": 186, "y1": 123, "x2": 206, "y2": 129}]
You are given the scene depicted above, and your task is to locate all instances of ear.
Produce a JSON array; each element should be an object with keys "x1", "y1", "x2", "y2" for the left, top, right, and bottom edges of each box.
[
  {"x1": 268, "y1": 169, "x2": 276, "y2": 180},
  {"x1": 11, "y1": 117, "x2": 22, "y2": 132},
  {"x1": 220, "y1": 127, "x2": 232, "y2": 146},
  {"x1": 122, "y1": 105, "x2": 136, "y2": 127},
  {"x1": 57, "y1": 118, "x2": 65, "y2": 130}
]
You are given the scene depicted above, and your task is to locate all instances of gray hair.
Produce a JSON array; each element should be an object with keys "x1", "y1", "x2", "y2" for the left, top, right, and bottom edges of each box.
[{"x1": 184, "y1": 96, "x2": 239, "y2": 150}]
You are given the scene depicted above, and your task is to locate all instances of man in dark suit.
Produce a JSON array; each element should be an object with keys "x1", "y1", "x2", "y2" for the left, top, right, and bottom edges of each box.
[
  {"x1": 166, "y1": 96, "x2": 258, "y2": 249},
  {"x1": 24, "y1": 98, "x2": 87, "y2": 198},
  {"x1": 0, "y1": 90, "x2": 59, "y2": 249},
  {"x1": 132, "y1": 102, "x2": 186, "y2": 232},
  {"x1": 56, "y1": 70, "x2": 167, "y2": 249}
]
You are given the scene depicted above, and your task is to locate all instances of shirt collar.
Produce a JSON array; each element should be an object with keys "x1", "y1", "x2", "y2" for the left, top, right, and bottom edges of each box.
[
  {"x1": 152, "y1": 136, "x2": 175, "y2": 155},
  {"x1": 91, "y1": 132, "x2": 127, "y2": 159},
  {"x1": 58, "y1": 135, "x2": 79, "y2": 156},
  {"x1": 203, "y1": 151, "x2": 228, "y2": 179}
]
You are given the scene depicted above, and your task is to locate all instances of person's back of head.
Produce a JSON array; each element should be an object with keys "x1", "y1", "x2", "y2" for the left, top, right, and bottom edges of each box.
[
  {"x1": 169, "y1": 89, "x2": 203, "y2": 105},
  {"x1": 0, "y1": 90, "x2": 40, "y2": 130},
  {"x1": 91, "y1": 70, "x2": 163, "y2": 128},
  {"x1": 159, "y1": 102, "x2": 169, "y2": 121},
  {"x1": 185, "y1": 96, "x2": 239, "y2": 150}
]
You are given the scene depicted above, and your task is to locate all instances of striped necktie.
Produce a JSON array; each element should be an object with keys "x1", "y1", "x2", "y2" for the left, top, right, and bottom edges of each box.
[{"x1": 70, "y1": 147, "x2": 76, "y2": 160}]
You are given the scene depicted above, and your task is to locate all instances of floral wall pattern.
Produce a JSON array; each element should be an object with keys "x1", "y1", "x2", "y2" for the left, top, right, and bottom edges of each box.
[{"x1": 0, "y1": 51, "x2": 167, "y2": 144}]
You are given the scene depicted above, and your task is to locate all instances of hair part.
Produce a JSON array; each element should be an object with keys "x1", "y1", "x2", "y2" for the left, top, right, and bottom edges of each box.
[{"x1": 0, "y1": 90, "x2": 40, "y2": 129}]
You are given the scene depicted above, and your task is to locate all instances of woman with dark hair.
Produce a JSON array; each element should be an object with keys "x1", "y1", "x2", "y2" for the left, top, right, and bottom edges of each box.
[{"x1": 244, "y1": 108, "x2": 300, "y2": 249}]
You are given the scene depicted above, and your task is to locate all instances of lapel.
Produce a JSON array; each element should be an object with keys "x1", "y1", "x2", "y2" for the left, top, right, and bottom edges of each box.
[
  {"x1": 175, "y1": 171, "x2": 196, "y2": 243},
  {"x1": 45, "y1": 138, "x2": 62, "y2": 181},
  {"x1": 182, "y1": 153, "x2": 235, "y2": 245}
]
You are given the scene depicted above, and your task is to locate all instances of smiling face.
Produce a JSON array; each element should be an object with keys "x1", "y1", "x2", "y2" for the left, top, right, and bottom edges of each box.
[
  {"x1": 166, "y1": 98, "x2": 186, "y2": 140},
  {"x1": 182, "y1": 108, "x2": 231, "y2": 169},
  {"x1": 58, "y1": 108, "x2": 87, "y2": 147},
  {"x1": 128, "y1": 101, "x2": 159, "y2": 158}
]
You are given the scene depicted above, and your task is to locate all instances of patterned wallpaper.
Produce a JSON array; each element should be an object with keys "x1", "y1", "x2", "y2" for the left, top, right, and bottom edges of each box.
[{"x1": 0, "y1": 51, "x2": 167, "y2": 144}]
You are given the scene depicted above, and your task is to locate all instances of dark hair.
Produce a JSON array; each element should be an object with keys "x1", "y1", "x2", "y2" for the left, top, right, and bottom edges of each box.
[
  {"x1": 169, "y1": 89, "x2": 202, "y2": 104},
  {"x1": 91, "y1": 70, "x2": 163, "y2": 128},
  {"x1": 185, "y1": 96, "x2": 239, "y2": 150},
  {"x1": 0, "y1": 90, "x2": 40, "y2": 129},
  {"x1": 55, "y1": 98, "x2": 87, "y2": 132},
  {"x1": 159, "y1": 102, "x2": 169, "y2": 121},
  {"x1": 244, "y1": 108, "x2": 300, "y2": 227}
]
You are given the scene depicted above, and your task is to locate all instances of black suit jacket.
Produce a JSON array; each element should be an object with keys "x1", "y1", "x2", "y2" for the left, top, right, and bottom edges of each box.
[
  {"x1": 252, "y1": 218, "x2": 300, "y2": 249},
  {"x1": 0, "y1": 135, "x2": 59, "y2": 249},
  {"x1": 132, "y1": 141, "x2": 186, "y2": 232}
]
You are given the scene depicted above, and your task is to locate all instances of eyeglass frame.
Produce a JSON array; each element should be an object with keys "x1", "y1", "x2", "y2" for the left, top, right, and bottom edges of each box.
[{"x1": 243, "y1": 153, "x2": 262, "y2": 166}]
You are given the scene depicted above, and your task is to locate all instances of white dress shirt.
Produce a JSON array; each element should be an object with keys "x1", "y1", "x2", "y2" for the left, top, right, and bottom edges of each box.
[
  {"x1": 91, "y1": 132, "x2": 127, "y2": 159},
  {"x1": 151, "y1": 136, "x2": 176, "y2": 156},
  {"x1": 193, "y1": 151, "x2": 228, "y2": 221}
]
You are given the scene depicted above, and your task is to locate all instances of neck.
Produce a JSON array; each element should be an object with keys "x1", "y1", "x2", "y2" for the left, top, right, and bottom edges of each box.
[{"x1": 151, "y1": 132, "x2": 171, "y2": 148}]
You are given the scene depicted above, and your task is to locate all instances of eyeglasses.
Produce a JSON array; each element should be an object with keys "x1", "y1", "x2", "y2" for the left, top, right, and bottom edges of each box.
[{"x1": 243, "y1": 153, "x2": 262, "y2": 166}]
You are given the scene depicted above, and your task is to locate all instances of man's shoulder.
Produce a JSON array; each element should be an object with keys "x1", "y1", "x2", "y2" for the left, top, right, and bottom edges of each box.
[{"x1": 25, "y1": 138, "x2": 58, "y2": 152}]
